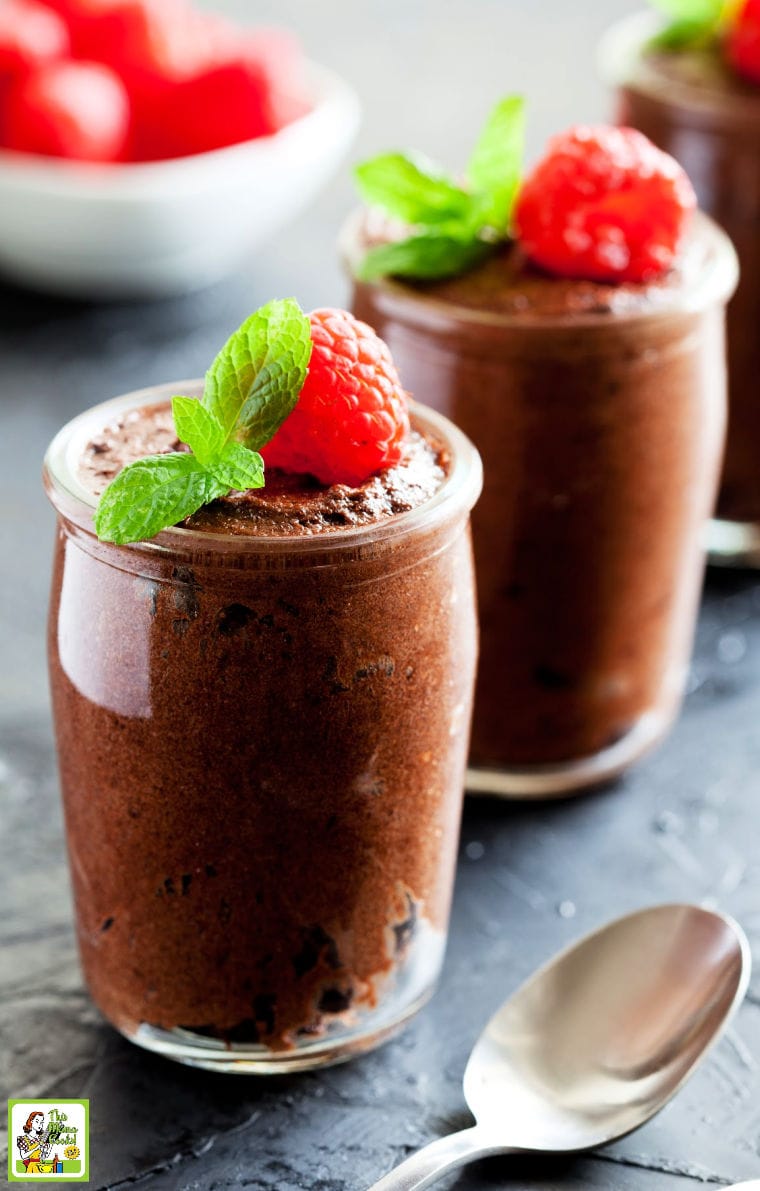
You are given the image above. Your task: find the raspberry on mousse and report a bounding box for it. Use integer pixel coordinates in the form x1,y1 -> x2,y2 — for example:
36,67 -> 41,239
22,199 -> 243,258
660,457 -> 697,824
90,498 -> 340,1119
262,308 -> 411,488
725,0 -> 760,84
514,125 -> 697,284
88,300 -> 422,547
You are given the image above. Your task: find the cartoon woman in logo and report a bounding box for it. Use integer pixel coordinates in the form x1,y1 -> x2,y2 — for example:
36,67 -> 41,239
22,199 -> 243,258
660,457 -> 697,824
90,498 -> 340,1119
16,1111 -> 59,1175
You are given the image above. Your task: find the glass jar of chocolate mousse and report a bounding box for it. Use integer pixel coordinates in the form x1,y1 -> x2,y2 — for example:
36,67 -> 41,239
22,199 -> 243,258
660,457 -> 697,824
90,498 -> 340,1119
601,11 -> 760,564
44,381 -> 481,1073
344,210 -> 737,798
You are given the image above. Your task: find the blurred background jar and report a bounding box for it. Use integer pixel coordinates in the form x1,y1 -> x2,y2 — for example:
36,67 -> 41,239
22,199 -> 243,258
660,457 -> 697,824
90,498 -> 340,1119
601,7 -> 760,565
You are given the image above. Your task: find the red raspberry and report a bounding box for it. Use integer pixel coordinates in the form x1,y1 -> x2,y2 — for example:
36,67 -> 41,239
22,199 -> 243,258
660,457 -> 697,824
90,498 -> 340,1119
156,58 -> 275,158
36,0 -> 187,65
262,309 -> 411,487
28,2 -> 308,160
0,1 -> 69,94
77,0 -> 210,78
242,29 -> 312,130
3,59 -> 130,160
104,6 -> 280,160
159,29 -> 310,158
725,0 -> 760,85
514,125 -> 696,284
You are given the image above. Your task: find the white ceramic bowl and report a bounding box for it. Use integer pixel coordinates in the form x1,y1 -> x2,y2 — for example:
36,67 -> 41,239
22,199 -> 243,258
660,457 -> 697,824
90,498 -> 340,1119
0,62 -> 360,298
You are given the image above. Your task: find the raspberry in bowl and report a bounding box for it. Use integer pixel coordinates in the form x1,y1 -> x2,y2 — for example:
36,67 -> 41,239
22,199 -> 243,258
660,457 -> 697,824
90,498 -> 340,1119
343,100 -> 737,797
0,0 -> 359,296
43,301 -> 482,1071
600,4 -> 760,562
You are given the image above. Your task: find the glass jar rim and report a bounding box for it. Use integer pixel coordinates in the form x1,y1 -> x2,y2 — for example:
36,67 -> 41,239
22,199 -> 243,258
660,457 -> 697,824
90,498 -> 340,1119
43,381 -> 483,557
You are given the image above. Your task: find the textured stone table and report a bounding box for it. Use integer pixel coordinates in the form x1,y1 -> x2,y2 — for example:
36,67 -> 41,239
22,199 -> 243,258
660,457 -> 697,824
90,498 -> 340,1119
2,0 -> 760,1186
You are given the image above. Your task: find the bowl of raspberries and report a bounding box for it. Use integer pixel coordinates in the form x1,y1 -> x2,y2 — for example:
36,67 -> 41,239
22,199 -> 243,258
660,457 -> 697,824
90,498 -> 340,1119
0,0 -> 360,296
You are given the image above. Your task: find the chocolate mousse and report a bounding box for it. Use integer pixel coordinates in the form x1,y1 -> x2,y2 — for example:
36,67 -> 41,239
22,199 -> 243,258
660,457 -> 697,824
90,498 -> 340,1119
45,385 -> 481,1064
80,402 -> 447,536
602,12 -> 760,544
345,210 -> 737,790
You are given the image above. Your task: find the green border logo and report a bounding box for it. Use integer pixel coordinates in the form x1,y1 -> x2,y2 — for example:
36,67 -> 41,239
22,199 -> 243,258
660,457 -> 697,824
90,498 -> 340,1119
7,1100 -> 89,1183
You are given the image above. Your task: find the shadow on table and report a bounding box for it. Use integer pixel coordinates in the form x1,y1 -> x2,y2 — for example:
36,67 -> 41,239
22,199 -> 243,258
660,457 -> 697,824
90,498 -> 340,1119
0,272 -> 249,339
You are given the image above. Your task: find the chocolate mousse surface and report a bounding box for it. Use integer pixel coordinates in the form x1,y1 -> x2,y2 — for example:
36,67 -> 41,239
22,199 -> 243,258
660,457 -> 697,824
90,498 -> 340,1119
48,393 -> 477,1053
79,400 -> 448,536
348,209 -> 734,774
350,209 -> 721,321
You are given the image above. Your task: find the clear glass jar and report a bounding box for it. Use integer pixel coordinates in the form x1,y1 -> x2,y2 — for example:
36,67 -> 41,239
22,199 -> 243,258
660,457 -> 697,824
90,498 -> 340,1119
601,10 -> 760,564
345,212 -> 737,797
44,382 -> 482,1073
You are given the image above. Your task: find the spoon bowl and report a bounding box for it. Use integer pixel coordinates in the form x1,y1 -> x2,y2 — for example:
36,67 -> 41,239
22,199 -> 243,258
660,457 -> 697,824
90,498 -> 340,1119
464,904 -> 749,1150
370,904 -> 750,1191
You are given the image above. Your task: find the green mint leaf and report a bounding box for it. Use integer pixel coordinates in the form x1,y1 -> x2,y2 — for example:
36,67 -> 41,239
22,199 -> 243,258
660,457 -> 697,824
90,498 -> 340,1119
356,232 -> 491,282
649,0 -> 723,20
203,296 -> 311,453
171,395 -> 224,465
647,0 -> 725,46
94,453 -> 226,545
466,95 -> 525,232
208,442 -> 265,491
649,15 -> 719,46
94,298 -> 312,544
354,94 -> 527,282
354,152 -> 475,226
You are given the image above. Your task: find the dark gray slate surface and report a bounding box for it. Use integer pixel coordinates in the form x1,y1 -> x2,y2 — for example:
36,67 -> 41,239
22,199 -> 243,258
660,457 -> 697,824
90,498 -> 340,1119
2,1 -> 760,1186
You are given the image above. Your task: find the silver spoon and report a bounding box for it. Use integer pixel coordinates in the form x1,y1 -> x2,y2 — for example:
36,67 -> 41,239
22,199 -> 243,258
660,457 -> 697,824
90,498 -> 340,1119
369,903 -> 750,1191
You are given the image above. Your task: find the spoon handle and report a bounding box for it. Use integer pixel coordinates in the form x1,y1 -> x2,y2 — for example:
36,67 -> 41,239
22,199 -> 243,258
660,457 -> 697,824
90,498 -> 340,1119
366,1126 -> 515,1191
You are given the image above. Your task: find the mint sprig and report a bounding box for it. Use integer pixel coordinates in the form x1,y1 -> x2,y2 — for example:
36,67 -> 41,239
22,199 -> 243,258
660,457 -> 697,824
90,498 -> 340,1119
93,454 -> 228,546
203,299 -> 311,449
354,95 -> 525,283
94,298 -> 312,545
171,395 -> 224,466
354,153 -> 474,226
647,0 -> 729,49
357,231 -> 492,283
467,95 -> 525,232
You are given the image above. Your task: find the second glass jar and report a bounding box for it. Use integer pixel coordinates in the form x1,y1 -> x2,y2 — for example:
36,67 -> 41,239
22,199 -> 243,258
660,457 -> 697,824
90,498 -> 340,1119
347,213 -> 738,796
